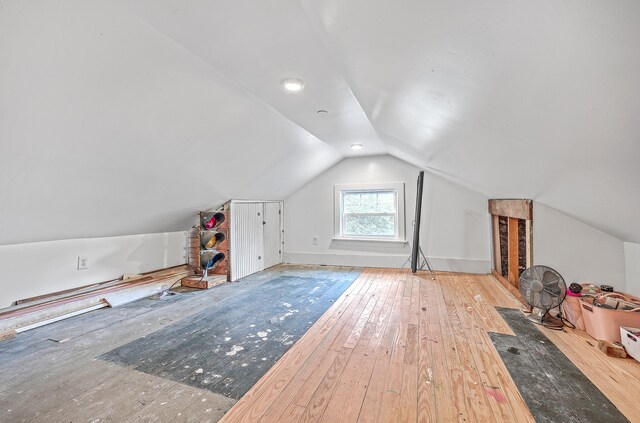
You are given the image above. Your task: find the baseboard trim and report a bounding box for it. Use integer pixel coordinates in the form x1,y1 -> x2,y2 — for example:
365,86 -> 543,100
283,252 -> 491,274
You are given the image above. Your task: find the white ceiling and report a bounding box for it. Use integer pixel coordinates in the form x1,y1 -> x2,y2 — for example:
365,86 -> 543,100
1,0 -> 639,245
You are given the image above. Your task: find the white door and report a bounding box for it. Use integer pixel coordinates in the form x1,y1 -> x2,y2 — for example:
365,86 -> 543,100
230,202 -> 264,280
263,202 -> 282,269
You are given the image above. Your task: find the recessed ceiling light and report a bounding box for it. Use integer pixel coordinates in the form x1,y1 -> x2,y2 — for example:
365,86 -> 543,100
350,143 -> 363,150
281,78 -> 304,92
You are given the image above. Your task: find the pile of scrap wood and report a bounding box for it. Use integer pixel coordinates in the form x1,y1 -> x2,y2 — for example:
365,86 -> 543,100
0,265 -> 192,339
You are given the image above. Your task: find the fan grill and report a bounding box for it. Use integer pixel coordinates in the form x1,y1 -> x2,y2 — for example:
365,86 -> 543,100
519,265 -> 566,311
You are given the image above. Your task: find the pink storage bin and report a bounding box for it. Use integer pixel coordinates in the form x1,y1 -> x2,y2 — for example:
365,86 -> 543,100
562,295 -> 586,330
580,295 -> 640,342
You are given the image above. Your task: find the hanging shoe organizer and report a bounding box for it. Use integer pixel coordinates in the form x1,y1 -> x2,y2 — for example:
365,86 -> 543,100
185,202 -> 231,287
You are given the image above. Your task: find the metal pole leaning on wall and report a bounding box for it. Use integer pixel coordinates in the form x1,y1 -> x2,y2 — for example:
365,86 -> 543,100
411,171 -> 424,273
410,171 -> 435,279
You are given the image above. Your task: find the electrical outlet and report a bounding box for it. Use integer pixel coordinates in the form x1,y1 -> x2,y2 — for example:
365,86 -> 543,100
77,256 -> 89,270
312,236 -> 318,245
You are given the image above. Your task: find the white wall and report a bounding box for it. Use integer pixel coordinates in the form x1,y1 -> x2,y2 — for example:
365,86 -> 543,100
283,155 -> 491,273
0,0 -> 340,246
624,242 -> 640,297
0,232 -> 186,308
534,204 -> 626,291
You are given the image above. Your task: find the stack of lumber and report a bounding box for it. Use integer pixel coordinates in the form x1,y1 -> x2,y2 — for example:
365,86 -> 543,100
0,265 -> 192,337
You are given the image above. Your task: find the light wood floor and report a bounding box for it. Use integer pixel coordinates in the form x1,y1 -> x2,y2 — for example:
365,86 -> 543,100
220,268 -> 640,423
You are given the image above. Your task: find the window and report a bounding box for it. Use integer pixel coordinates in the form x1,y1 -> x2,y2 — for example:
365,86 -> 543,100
334,183 -> 405,242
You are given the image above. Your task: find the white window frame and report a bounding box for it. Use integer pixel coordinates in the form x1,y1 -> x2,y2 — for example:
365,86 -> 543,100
333,183 -> 406,243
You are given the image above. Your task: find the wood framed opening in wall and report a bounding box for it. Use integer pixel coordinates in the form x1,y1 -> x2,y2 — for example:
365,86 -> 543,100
489,199 -> 533,305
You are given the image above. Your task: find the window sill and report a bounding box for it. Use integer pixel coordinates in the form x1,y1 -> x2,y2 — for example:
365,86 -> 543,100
332,237 -> 408,245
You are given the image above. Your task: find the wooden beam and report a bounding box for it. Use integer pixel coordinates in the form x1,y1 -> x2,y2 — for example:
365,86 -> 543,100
525,219 -> 533,268
0,329 -> 17,342
492,215 -> 501,272
488,199 -> 532,220
0,266 -> 191,319
182,275 -> 228,290
508,217 -> 519,287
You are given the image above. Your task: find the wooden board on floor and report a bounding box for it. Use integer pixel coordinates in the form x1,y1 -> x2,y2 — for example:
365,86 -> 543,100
182,275 -> 228,289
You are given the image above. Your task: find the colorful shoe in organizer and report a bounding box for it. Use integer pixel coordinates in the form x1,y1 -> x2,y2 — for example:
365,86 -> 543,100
201,231 -> 225,250
201,212 -> 225,230
200,250 -> 225,269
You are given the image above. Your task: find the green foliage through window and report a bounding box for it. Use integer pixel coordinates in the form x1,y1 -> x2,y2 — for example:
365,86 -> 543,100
344,215 -> 394,236
341,190 -> 397,237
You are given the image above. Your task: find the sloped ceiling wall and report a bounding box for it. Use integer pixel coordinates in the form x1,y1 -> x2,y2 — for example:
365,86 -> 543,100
1,0 -> 639,246
0,1 -> 342,245
299,0 -> 640,242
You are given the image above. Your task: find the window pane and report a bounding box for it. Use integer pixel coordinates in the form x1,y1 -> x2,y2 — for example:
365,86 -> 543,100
344,215 -> 395,236
342,191 -> 396,214
377,192 -> 395,205
343,193 -> 359,205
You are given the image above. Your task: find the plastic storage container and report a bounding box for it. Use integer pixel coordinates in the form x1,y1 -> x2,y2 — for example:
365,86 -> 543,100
580,296 -> 640,342
562,295 -> 586,330
620,326 -> 640,362
560,282 -> 601,331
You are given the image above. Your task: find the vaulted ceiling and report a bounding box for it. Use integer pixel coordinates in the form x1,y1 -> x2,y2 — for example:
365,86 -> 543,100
1,0 -> 639,245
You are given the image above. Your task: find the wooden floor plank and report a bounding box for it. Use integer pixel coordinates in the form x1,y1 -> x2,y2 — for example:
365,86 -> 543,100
281,404 -> 306,422
319,273 -> 398,423
416,273 -> 437,423
245,272 -> 381,422
5,266 -> 635,423
225,271 -> 373,423
432,275 -> 474,422
355,276 -> 402,423
302,347 -> 353,422
221,269 -> 640,423
399,364 -> 417,422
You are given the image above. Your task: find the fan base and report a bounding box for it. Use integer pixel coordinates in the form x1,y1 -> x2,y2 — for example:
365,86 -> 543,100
526,309 -> 563,329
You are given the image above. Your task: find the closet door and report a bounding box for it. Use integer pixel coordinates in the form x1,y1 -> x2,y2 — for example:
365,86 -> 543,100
263,202 -> 282,269
230,202 -> 264,280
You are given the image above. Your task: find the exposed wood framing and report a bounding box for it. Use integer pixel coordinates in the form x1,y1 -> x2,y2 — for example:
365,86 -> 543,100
187,226 -> 201,272
507,217 -> 519,287
492,215 -> 501,272
193,203 -> 231,281
489,199 -> 533,295
488,199 -> 533,220
213,204 -> 230,278
525,219 -> 533,268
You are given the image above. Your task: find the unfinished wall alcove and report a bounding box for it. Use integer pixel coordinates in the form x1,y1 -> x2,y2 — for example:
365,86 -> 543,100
489,199 -> 533,304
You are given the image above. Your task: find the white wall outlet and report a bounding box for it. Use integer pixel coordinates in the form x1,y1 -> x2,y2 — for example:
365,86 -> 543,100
77,256 -> 89,270
312,236 -> 318,245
